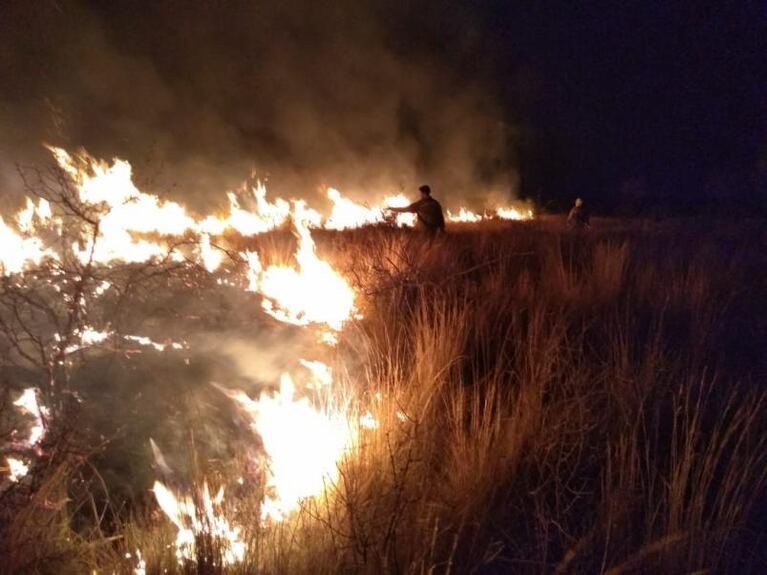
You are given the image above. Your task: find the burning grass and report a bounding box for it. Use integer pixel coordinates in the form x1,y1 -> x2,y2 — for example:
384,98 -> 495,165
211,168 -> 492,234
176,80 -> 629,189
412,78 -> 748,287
2,217 -> 766,573
0,146 -> 765,574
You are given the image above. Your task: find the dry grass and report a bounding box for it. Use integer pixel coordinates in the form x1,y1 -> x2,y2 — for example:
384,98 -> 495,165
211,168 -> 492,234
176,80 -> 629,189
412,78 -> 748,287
2,218 -> 767,574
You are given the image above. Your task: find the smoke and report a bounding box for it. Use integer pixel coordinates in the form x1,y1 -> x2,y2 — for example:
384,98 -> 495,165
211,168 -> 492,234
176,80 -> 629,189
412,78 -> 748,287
68,301 -> 323,495
0,0 -> 516,211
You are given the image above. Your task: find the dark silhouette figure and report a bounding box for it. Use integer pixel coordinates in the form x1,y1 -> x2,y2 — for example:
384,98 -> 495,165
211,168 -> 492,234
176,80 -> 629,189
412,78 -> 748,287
568,197 -> 590,229
388,185 -> 446,235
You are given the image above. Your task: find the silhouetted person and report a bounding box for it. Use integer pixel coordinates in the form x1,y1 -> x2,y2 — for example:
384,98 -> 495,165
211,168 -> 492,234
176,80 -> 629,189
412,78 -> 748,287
388,185 -> 446,235
568,197 -> 590,229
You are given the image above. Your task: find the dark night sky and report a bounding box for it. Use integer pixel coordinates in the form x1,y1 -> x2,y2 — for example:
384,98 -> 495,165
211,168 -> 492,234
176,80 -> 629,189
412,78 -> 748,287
485,2 -> 767,211
1,0 -> 765,213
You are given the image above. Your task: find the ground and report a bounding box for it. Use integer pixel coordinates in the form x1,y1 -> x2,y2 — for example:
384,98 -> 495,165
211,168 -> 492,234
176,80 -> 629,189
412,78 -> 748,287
1,217 -> 766,574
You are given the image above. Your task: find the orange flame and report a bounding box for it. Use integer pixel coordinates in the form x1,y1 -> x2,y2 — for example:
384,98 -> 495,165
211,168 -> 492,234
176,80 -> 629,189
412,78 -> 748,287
244,206 -> 358,331
227,361 -> 368,522
152,481 -> 246,566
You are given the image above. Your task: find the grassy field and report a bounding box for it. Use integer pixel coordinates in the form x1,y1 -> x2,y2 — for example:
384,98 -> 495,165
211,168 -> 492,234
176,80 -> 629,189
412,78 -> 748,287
2,217 -> 767,574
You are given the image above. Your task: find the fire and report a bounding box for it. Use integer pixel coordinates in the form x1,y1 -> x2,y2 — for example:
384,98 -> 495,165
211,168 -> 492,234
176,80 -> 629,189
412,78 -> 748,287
61,327 -> 110,354
0,215 -> 52,275
1,145 -> 533,565
130,550 -> 146,575
2,389 -> 47,484
1,147 -> 532,277
228,367 -> 362,522
447,205 -> 534,223
198,185 -> 295,236
221,187 -> 292,235
384,194 -> 419,227
50,147 -> 196,236
325,188 -> 380,230
5,457 -> 29,482
447,207 -> 484,223
123,335 -> 186,352
152,481 -> 246,566
497,206 -> 534,220
244,206 -> 357,331
199,233 -> 224,272
13,388 -> 47,447
325,189 -> 420,229
299,359 -> 334,388
324,187 -> 390,230
49,147 -> 197,265
16,197 -> 51,232
60,327 -> 186,354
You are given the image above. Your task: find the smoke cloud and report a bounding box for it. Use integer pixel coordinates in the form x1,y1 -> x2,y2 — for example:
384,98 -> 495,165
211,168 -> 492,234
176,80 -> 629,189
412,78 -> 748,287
0,0 -> 517,212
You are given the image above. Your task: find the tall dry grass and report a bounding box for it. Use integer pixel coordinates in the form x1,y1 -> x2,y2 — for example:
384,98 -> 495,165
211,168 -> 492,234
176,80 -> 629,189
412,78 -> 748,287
2,219 -> 766,574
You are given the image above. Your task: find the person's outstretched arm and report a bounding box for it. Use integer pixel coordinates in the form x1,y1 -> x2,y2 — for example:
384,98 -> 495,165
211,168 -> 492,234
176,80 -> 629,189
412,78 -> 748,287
388,201 -> 419,214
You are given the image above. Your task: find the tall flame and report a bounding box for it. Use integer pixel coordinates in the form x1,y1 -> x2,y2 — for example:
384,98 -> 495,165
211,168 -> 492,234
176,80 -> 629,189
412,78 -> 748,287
244,206 -> 357,331
230,371 -> 358,522
49,147 -> 197,265
13,388 -> 47,447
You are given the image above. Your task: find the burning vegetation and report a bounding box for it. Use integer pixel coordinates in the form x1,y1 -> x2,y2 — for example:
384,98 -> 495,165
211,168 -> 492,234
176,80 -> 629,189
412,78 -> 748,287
1,148 -> 766,573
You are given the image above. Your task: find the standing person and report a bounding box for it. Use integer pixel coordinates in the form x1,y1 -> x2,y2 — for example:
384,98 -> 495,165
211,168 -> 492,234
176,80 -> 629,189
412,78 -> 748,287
568,197 -> 590,229
388,185 -> 446,235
